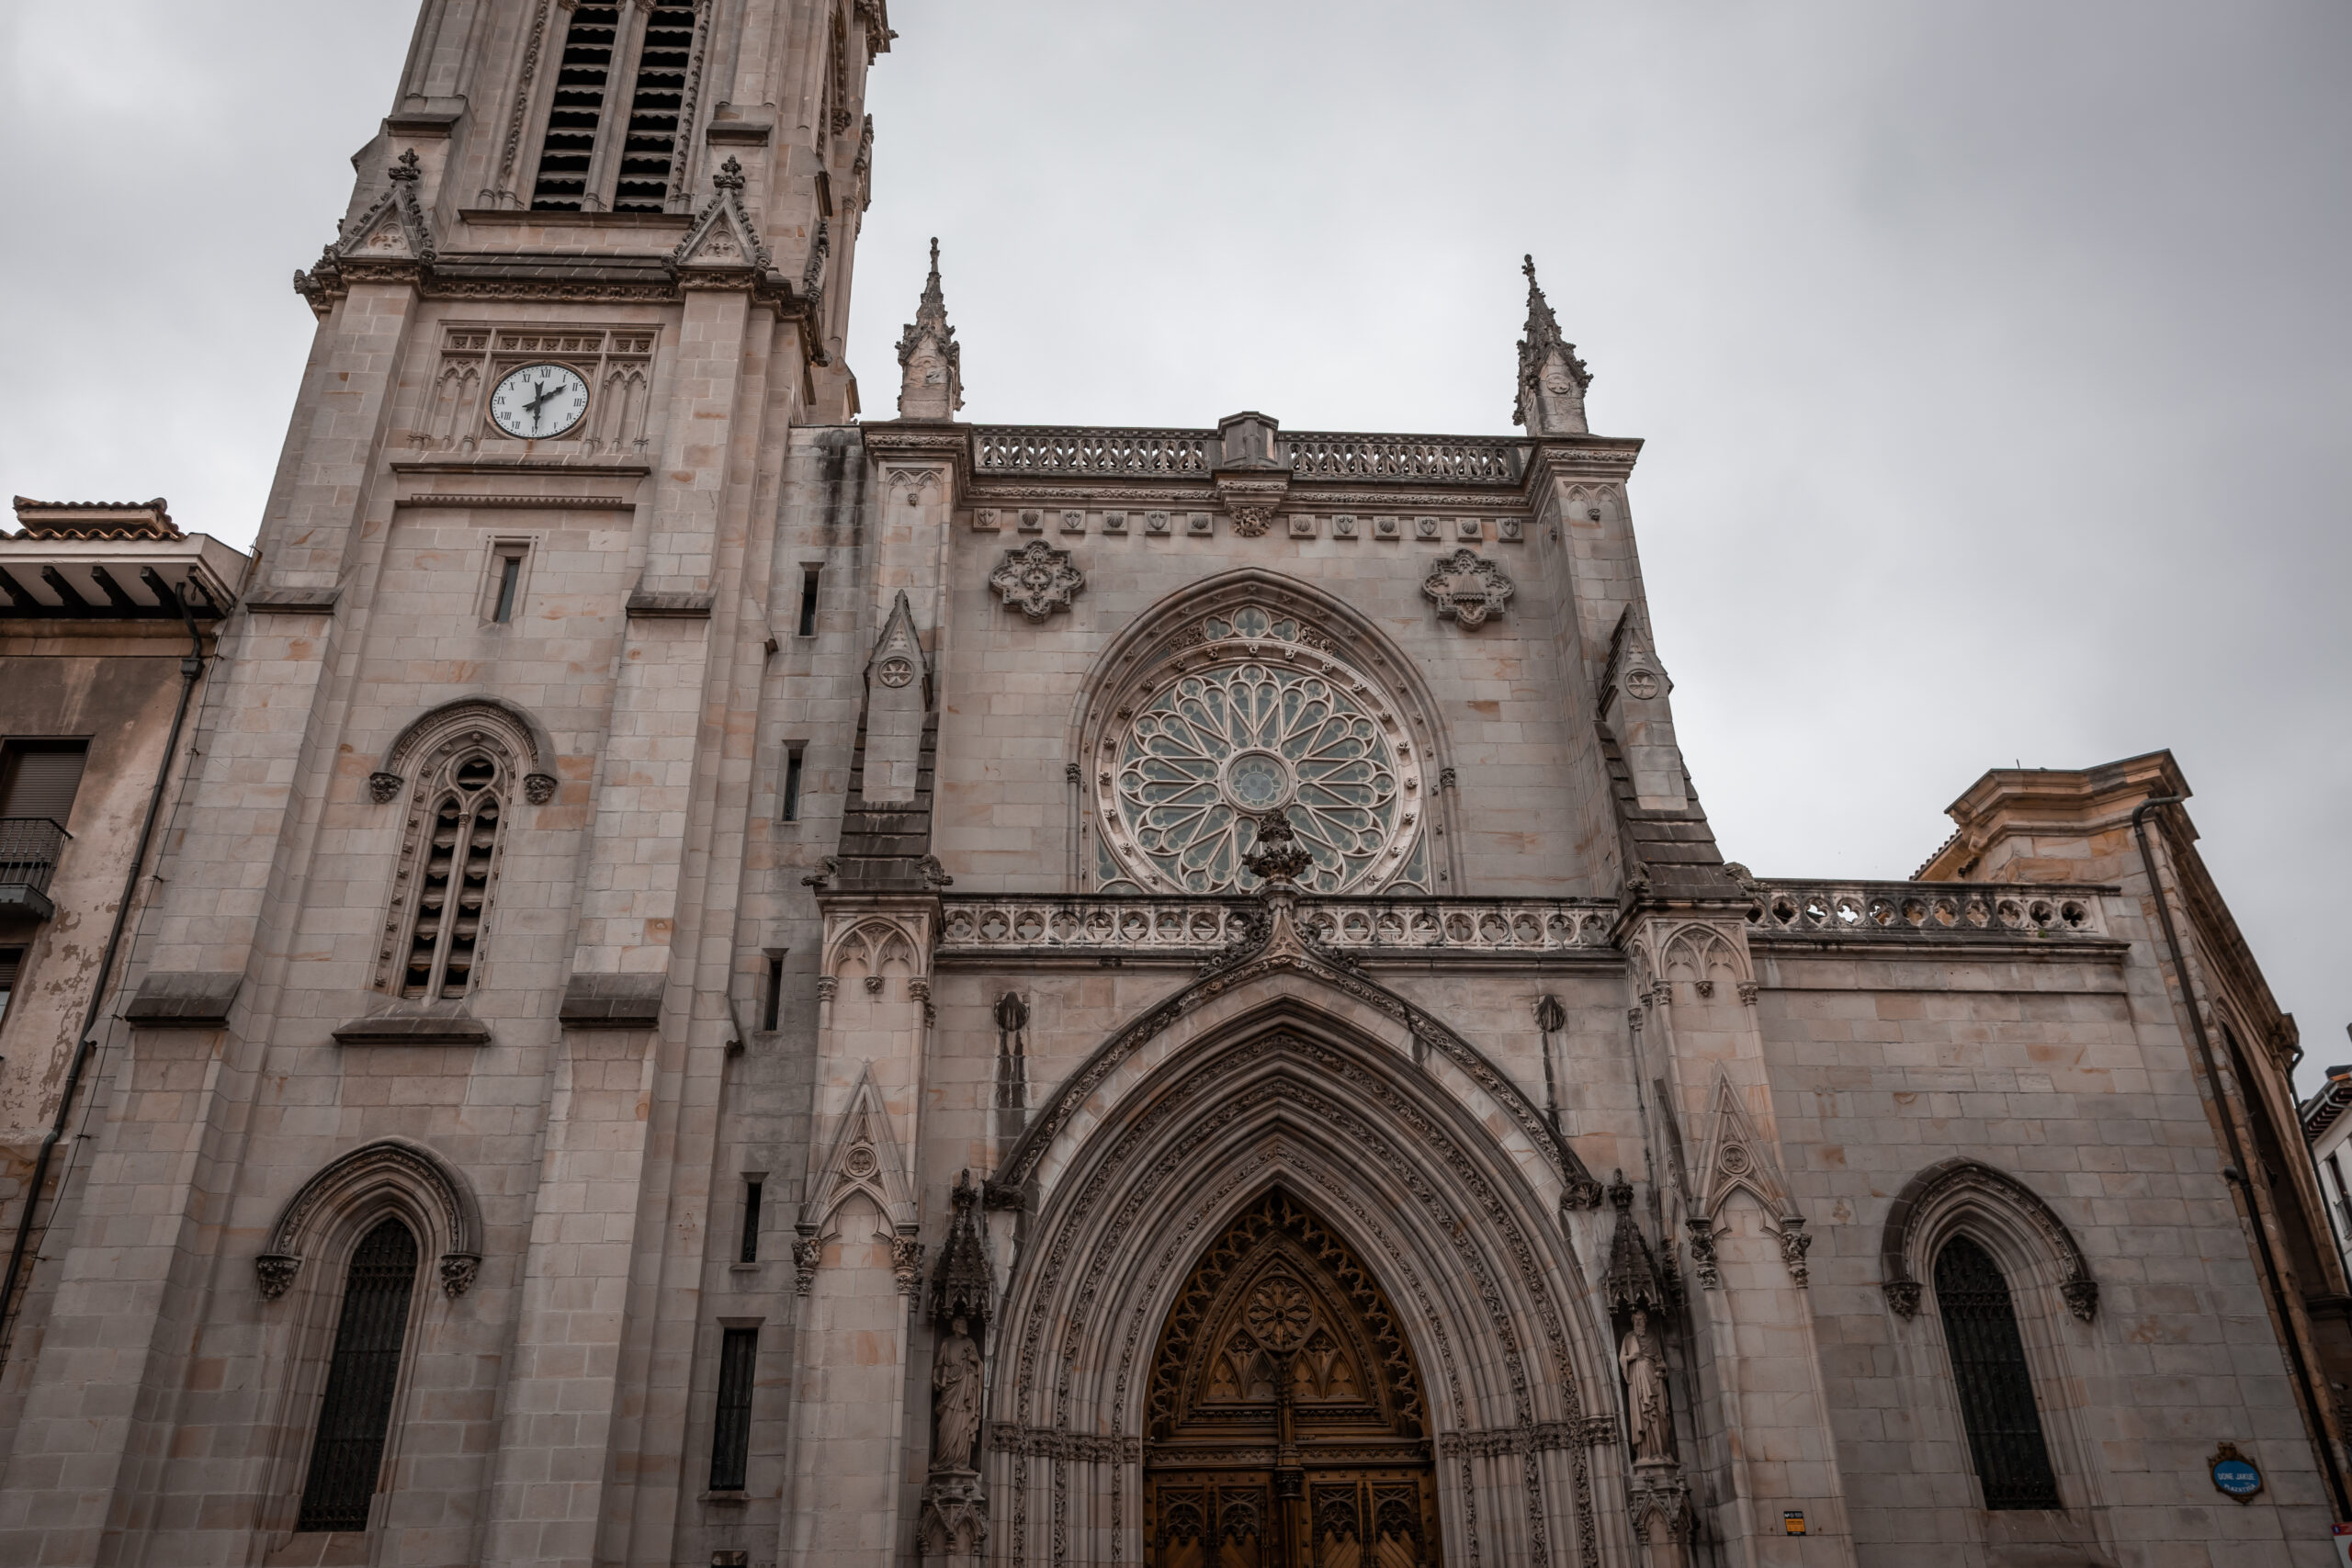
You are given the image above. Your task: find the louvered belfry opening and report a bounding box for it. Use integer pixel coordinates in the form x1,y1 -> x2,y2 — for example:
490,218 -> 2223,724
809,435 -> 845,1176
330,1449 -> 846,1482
1934,1235 -> 2062,1509
297,1219 -> 420,1533
400,757 -> 503,999
531,5 -> 622,209
613,5 -> 700,210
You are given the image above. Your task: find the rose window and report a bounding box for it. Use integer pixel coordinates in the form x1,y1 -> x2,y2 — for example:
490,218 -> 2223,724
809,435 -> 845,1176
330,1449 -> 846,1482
1095,606 -> 1427,895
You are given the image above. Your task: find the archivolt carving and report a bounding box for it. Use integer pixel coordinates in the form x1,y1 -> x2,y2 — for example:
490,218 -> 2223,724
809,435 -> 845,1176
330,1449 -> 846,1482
992,1019 -> 1606,1568
996,947 -> 1599,1209
1881,1157 -> 2098,1322
256,1138 -> 483,1300
374,695 -> 557,805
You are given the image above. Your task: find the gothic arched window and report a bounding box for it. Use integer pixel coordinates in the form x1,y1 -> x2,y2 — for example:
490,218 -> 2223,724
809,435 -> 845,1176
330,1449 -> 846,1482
390,752 -> 506,999
1934,1235 -> 2060,1509
298,1218 -> 420,1532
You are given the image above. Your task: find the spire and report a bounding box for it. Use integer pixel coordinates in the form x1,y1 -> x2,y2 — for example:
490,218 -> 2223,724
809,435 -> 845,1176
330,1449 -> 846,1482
895,237 -> 963,420
1514,254 -> 1591,436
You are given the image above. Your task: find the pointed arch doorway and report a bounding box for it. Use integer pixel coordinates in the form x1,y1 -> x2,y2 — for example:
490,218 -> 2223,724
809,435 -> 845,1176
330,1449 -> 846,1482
1142,1190 -> 1442,1567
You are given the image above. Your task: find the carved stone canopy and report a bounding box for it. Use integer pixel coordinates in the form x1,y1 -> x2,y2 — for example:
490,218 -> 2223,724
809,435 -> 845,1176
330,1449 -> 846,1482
930,1169 -> 994,1328
1600,1168 -> 1669,1315
1420,549 -> 1514,628
988,540 -> 1083,622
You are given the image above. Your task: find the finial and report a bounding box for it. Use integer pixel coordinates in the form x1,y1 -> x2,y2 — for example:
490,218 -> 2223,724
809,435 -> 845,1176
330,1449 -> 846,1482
896,236 -> 963,419
1514,251 -> 1591,435
390,148 -> 423,183
714,156 -> 745,191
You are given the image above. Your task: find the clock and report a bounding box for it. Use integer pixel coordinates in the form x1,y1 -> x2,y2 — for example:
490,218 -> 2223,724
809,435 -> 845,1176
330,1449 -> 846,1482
487,363 -> 590,440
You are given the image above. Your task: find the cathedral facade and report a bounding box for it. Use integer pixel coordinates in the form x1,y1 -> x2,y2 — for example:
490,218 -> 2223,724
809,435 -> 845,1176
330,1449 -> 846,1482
0,5 -> 2345,1567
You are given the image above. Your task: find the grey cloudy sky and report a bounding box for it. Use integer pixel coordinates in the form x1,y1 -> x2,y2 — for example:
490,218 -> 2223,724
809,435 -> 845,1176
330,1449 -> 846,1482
3,4 -> 2346,1088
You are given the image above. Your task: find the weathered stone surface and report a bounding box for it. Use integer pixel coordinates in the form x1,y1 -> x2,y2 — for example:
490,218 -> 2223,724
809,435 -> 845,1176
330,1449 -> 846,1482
0,9 -> 2335,1568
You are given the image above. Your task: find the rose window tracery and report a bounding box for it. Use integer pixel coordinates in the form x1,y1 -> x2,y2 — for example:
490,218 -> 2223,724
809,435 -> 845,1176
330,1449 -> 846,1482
1094,605 -> 1428,895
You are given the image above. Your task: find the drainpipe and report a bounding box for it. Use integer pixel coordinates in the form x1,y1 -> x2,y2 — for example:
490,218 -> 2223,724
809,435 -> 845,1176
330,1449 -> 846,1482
2132,795 -> 2352,1517
0,585 -> 207,1364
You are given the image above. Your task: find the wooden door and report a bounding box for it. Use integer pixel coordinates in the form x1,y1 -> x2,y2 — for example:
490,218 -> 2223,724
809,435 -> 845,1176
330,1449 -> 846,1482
1142,1191 -> 1441,1567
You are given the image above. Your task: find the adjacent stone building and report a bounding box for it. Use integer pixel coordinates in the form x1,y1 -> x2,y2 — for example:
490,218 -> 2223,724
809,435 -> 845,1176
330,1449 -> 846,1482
0,5 -> 2344,1566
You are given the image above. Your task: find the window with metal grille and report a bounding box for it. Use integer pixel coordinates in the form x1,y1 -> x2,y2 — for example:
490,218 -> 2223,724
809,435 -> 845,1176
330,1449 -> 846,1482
298,1219 -> 420,1532
392,753 -> 505,999
709,1326 -> 758,1491
1934,1235 -> 2060,1509
530,4 -> 707,212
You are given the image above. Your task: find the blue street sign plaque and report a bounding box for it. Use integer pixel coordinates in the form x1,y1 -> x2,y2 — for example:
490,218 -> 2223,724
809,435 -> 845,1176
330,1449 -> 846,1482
2209,1442 -> 2262,1504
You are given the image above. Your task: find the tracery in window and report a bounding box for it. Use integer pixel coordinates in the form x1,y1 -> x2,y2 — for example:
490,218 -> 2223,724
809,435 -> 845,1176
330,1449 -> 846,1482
383,750 -> 508,1000
1090,602 -> 1431,896
298,1218 -> 420,1532
1934,1235 -> 2060,1509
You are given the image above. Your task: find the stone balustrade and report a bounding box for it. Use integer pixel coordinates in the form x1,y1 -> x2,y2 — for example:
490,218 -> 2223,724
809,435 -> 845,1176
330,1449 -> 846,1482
936,896 -> 1620,958
1283,432 -> 1524,484
1747,881 -> 2110,941
968,426 -> 1527,486
973,427 -> 1211,477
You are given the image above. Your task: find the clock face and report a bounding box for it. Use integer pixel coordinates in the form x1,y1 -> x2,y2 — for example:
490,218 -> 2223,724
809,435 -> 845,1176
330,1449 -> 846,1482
488,363 -> 591,440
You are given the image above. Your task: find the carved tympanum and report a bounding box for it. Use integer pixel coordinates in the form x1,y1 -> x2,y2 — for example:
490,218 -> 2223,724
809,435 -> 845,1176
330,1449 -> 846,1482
1141,1190 -> 1440,1565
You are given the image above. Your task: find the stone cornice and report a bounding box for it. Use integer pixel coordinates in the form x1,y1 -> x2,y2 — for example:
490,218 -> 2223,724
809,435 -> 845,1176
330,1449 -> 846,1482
1523,435 -> 1643,492
861,422 -> 975,505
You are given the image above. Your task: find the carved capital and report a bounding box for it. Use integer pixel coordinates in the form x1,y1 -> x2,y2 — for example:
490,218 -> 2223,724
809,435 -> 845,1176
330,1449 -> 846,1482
1883,1278 -> 1922,1317
255,1253 -> 301,1299
2060,1275 -> 2098,1322
523,772 -> 558,805
368,771 -> 404,804
793,1234 -> 823,1296
893,1235 -> 927,1297
439,1251 -> 481,1297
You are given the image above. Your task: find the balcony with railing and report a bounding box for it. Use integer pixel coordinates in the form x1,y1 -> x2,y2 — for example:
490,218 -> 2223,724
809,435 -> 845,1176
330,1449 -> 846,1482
0,818 -> 69,921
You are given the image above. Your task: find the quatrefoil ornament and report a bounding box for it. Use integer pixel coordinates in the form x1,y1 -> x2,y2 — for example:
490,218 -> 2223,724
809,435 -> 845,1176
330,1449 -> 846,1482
989,540 -> 1084,622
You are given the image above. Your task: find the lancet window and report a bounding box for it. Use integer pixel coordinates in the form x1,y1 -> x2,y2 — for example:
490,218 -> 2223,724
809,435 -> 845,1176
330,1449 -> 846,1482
529,2 -> 707,211
297,1218 -> 420,1531
1083,592 -> 1442,896
1934,1235 -> 2061,1509
384,751 -> 508,1000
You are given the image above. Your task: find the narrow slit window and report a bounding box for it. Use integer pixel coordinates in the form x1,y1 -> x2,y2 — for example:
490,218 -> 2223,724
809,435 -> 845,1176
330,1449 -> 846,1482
612,5 -> 701,210
762,955 -> 785,1031
797,568 -> 821,637
0,945 -> 21,1027
1935,1235 -> 2060,1509
780,745 -> 805,823
740,1179 -> 763,1263
393,754 -> 506,1000
709,1326 -> 758,1491
298,1219 -> 420,1532
530,6 -> 623,209
492,553 -> 525,624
